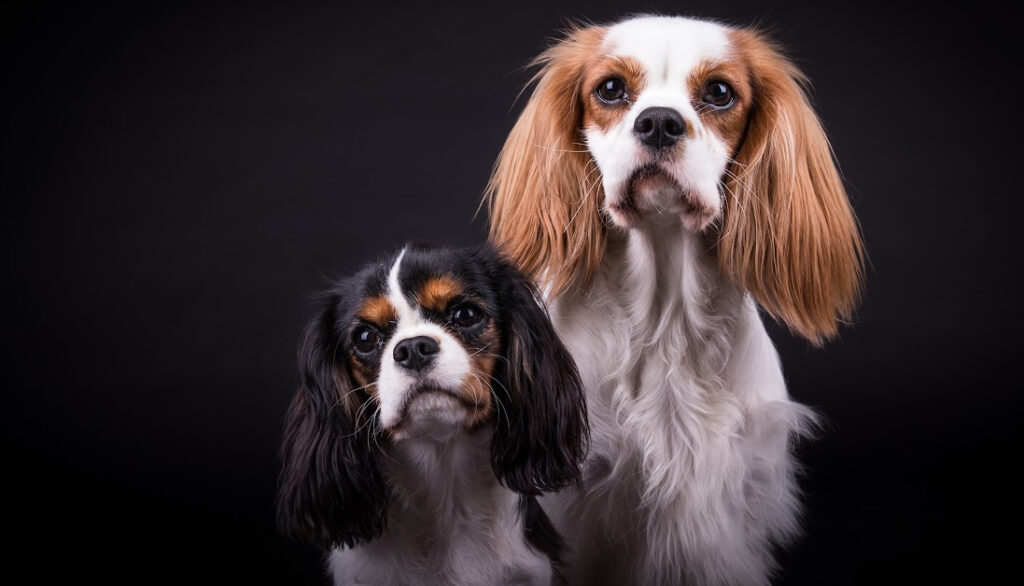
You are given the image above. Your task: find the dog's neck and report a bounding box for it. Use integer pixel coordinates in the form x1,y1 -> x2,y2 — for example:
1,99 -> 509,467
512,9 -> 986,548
332,427 -> 553,584
382,427 -> 518,553
592,218 -> 745,378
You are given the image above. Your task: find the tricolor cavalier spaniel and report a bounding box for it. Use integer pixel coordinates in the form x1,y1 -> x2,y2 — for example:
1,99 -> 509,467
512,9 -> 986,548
486,15 -> 865,585
277,244 -> 588,585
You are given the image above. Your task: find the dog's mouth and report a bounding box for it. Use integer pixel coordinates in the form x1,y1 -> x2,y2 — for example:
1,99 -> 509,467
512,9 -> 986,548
608,164 -> 715,229
387,386 -> 476,439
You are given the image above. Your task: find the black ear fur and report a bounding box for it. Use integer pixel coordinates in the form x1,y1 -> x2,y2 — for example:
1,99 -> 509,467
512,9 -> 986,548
487,252 -> 589,494
276,297 -> 388,550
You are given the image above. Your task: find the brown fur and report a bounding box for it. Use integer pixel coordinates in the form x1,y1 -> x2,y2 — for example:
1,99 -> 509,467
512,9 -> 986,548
485,25 -> 608,297
417,277 -> 462,313
357,297 -> 396,328
719,29 -> 865,344
463,322 -> 499,427
688,59 -> 752,149
488,23 -> 863,344
345,356 -> 377,397
582,55 -> 647,131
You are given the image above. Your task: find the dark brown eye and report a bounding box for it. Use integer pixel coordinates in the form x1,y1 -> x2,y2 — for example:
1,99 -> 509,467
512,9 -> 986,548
451,303 -> 485,328
596,77 -> 627,103
352,326 -> 381,353
701,81 -> 734,109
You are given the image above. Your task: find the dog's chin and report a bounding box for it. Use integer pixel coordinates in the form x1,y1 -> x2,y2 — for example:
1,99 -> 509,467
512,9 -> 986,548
388,388 -> 471,441
606,165 -> 717,231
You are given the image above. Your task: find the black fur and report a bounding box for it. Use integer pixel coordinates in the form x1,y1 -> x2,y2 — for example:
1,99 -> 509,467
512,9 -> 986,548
520,494 -> 568,570
276,243 -> 589,559
276,285 -> 390,550
485,250 -> 589,494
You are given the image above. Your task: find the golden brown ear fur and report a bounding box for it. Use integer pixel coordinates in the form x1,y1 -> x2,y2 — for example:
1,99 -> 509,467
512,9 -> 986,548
485,25 -> 606,297
720,30 -> 865,345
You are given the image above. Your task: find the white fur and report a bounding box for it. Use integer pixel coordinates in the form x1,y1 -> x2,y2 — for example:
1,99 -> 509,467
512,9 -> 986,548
586,17 -> 732,230
545,226 -> 815,586
540,17 -> 817,585
330,428 -> 552,585
377,248 -> 474,430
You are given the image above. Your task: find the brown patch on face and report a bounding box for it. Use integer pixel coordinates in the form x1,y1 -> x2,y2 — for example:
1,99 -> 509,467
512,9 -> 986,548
687,57 -> 753,152
357,296 -> 396,329
582,55 -> 647,131
461,321 -> 499,427
345,355 -> 378,397
416,276 -> 462,313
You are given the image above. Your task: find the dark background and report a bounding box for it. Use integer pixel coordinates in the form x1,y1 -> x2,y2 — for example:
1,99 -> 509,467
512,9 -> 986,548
4,1 -> 1018,583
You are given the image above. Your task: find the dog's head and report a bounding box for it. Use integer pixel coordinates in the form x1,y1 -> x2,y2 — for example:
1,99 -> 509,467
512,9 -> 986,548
276,244 -> 587,549
487,15 -> 864,344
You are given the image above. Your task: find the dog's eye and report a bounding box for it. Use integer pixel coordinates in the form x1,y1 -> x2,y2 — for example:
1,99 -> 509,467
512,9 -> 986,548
352,326 -> 381,353
596,77 -> 627,103
701,81 -> 734,109
451,303 -> 485,328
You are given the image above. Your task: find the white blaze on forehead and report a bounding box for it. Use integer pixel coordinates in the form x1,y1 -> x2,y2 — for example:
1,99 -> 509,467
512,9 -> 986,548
601,16 -> 731,87
376,247 -> 473,430
601,16 -> 731,130
386,248 -> 417,326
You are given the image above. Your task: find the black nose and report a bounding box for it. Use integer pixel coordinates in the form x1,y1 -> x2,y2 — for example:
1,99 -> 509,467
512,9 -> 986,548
633,107 -> 686,149
392,336 -> 440,371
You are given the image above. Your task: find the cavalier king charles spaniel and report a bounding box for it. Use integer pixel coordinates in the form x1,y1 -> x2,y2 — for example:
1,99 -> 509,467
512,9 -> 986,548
486,15 -> 865,585
277,244 -> 588,585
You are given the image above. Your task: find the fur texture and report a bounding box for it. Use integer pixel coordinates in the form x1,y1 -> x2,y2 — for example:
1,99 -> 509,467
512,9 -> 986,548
277,244 -> 588,585
486,15 -> 864,585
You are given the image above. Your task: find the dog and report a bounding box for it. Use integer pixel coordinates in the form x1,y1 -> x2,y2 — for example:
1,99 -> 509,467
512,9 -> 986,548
277,243 -> 588,585
486,15 -> 865,585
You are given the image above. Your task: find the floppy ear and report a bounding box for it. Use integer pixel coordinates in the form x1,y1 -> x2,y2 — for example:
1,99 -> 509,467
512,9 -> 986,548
489,257 -> 589,493
485,25 -> 607,298
719,30 -> 866,345
276,298 -> 388,549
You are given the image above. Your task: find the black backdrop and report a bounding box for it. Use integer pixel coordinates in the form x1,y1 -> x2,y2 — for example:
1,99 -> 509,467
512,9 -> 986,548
4,1 -> 1018,584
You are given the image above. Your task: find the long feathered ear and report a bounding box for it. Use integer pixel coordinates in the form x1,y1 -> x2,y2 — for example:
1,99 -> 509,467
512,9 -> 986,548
485,25 -> 607,298
276,297 -> 388,549
719,29 -> 866,345
488,254 -> 589,493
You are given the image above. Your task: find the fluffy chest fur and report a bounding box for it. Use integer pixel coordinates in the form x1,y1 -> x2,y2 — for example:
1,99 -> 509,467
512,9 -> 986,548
485,14 -> 863,586
329,431 -> 552,586
545,227 -> 816,585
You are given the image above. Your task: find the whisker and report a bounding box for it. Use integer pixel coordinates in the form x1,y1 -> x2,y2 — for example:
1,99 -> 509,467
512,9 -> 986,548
331,381 -> 376,411
486,373 -> 514,431
488,354 -> 511,367
531,143 -> 592,154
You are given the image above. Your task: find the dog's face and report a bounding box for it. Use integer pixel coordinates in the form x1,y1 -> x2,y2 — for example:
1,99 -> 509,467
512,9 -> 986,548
344,247 -> 502,438
487,15 -> 865,343
277,244 -> 588,550
581,18 -> 747,231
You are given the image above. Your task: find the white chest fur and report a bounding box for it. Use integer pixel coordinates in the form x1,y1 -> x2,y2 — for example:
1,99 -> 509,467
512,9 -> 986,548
544,225 -> 816,586
328,429 -> 552,586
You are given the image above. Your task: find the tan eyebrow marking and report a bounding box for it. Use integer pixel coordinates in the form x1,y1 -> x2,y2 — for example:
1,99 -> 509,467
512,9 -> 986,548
357,296 -> 397,328
417,276 -> 463,313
